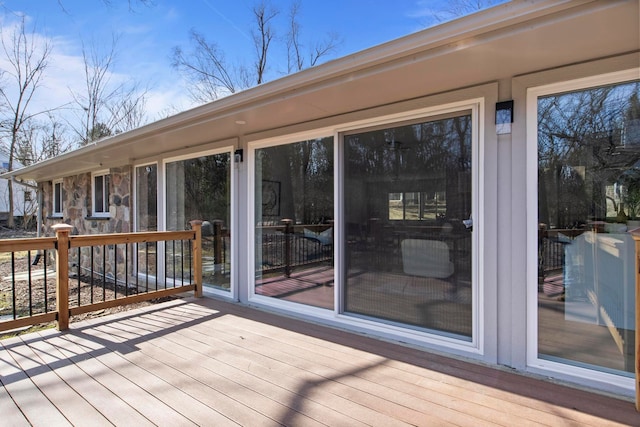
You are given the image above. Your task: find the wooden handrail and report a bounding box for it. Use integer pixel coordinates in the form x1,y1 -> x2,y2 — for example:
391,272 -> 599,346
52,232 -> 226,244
0,223 -> 203,333
0,236 -> 57,252
69,230 -> 196,248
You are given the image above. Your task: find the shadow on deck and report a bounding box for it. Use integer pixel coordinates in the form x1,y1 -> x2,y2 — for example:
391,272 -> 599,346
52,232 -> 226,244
1,297 -> 637,426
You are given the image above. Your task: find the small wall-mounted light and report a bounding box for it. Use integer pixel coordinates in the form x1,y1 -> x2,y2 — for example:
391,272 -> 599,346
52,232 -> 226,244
496,100 -> 514,135
234,149 -> 244,163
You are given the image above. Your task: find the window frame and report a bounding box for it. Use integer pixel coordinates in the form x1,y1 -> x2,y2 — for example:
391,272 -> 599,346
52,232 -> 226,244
162,146 -> 236,299
246,96 -> 485,354
52,179 -> 64,217
525,68 -> 639,392
91,171 -> 111,218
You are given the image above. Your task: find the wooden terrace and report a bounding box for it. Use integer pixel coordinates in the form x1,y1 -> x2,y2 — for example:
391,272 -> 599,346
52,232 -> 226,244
2,296 -> 638,427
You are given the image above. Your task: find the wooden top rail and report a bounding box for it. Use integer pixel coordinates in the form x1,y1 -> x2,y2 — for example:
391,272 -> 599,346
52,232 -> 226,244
69,230 -> 197,248
0,236 -> 57,252
0,231 -> 197,253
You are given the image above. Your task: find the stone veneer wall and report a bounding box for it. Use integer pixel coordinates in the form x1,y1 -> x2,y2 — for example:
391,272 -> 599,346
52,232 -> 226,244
42,166 -> 133,281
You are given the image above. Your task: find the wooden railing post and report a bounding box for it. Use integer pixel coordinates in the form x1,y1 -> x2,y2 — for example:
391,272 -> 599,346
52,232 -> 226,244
52,224 -> 73,331
189,220 -> 203,298
632,231 -> 640,412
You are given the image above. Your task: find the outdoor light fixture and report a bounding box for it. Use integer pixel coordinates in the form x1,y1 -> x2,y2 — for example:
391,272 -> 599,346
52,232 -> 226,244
234,149 -> 244,163
496,100 -> 514,135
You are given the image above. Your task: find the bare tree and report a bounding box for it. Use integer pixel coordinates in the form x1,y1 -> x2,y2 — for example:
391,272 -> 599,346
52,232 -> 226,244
15,115 -> 72,166
251,1 -> 278,85
70,35 -> 147,145
429,0 -> 505,24
172,0 -> 341,104
286,1 -> 340,73
171,30 -> 242,103
0,16 -> 52,228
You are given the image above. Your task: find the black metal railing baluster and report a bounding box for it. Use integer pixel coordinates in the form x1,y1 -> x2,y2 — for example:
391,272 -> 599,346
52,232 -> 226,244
135,242 -> 139,293
155,241 -> 158,291
90,246 -> 95,304
43,250 -> 48,313
189,239 -> 192,285
180,240 -> 184,286
11,253 -> 16,319
77,247 -> 82,307
27,250 -> 32,316
125,243 -> 129,297
145,242 -> 149,292
113,244 -> 118,300
102,245 -> 107,301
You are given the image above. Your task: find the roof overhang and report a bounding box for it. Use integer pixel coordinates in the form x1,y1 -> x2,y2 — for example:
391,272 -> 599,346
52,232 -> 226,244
7,0 -> 639,182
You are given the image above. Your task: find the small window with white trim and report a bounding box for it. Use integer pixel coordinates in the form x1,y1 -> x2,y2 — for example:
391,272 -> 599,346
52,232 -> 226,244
53,180 -> 65,217
92,172 -> 111,217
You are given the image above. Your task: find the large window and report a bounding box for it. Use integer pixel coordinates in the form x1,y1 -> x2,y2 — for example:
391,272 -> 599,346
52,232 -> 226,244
254,137 -> 334,309
344,112 -> 473,339
166,151 -> 231,291
534,76 -> 639,376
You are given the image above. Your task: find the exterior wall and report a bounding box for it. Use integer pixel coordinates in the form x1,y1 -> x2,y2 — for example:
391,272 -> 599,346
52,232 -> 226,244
43,166 -> 132,236
0,178 -> 37,222
42,166 -> 133,281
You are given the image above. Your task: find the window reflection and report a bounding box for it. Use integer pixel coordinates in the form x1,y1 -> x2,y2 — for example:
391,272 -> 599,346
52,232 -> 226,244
254,137 -> 334,309
166,153 -> 231,291
537,80 -> 640,375
344,113 -> 473,339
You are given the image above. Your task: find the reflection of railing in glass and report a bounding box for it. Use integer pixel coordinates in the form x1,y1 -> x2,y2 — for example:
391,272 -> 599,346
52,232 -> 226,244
201,220 -> 231,290
257,221 -> 333,277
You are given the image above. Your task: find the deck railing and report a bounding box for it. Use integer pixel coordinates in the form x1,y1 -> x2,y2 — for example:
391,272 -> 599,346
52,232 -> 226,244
0,220 -> 203,333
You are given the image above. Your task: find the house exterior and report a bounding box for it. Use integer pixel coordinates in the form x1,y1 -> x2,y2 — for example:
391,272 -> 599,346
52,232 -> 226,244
0,157 -> 37,226
6,0 -> 640,399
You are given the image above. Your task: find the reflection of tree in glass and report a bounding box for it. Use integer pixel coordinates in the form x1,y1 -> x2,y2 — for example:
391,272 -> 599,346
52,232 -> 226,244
182,154 -> 231,225
538,82 -> 640,227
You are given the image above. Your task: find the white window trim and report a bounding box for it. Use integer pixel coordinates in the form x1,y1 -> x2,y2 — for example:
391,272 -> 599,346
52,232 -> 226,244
52,179 -> 64,217
91,170 -> 111,218
247,98 -> 485,356
133,162 -> 159,233
526,68 -> 639,394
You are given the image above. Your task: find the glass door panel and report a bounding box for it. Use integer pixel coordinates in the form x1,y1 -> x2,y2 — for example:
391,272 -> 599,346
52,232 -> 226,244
344,112 -> 473,339
254,137 -> 334,309
166,152 -> 231,292
135,164 -> 158,283
537,80 -> 639,375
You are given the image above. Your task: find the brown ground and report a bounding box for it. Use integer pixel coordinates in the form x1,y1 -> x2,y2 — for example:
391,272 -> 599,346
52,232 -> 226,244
0,227 -> 176,339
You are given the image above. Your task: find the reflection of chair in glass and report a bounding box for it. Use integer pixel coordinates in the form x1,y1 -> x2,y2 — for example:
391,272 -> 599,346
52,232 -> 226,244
401,239 -> 454,278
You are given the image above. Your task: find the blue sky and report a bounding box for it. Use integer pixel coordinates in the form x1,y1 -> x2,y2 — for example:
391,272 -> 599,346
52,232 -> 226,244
0,0 -> 506,121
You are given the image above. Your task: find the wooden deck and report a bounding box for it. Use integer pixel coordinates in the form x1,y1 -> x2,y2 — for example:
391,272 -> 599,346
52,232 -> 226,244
1,298 -> 637,427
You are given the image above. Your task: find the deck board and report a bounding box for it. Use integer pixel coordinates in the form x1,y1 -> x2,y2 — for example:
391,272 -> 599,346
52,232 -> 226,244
1,297 -> 638,427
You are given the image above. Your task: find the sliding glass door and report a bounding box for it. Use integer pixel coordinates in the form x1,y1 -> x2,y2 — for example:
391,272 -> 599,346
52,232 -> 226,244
166,151 -> 232,292
534,77 -> 639,376
254,137 -> 334,309
343,111 -> 474,339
